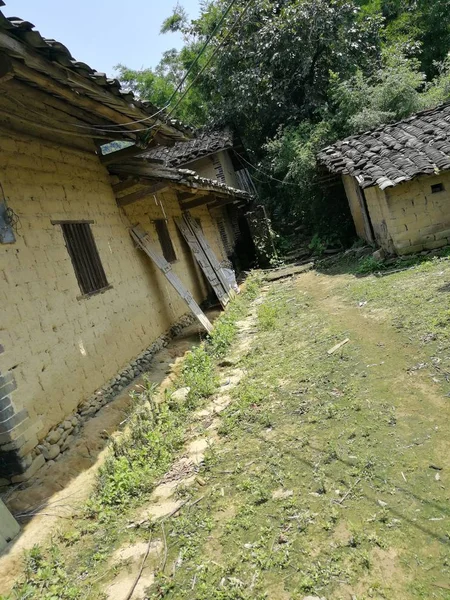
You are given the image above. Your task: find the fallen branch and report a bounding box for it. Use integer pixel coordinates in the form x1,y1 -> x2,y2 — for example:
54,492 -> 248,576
433,582 -> 450,591
336,477 -> 361,505
124,495 -> 206,598
124,530 -> 154,600
160,522 -> 168,573
327,338 -> 350,355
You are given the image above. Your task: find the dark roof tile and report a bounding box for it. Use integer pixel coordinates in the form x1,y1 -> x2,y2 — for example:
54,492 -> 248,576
0,10 -> 194,139
318,102 -> 450,188
142,130 -> 234,167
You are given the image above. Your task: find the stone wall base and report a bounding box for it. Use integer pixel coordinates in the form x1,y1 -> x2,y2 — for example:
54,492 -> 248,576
0,313 -> 195,486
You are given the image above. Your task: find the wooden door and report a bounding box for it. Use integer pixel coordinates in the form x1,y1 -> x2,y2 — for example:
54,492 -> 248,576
174,216 -> 230,308
130,226 -> 213,333
182,211 -> 235,298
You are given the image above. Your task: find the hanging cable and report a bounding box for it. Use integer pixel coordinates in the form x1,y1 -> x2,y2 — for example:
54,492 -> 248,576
57,0 -> 240,135
233,149 -> 299,186
139,0 -> 253,150
165,0 -> 253,122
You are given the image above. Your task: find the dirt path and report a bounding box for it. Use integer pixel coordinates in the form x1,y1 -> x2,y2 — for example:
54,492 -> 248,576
130,269 -> 450,599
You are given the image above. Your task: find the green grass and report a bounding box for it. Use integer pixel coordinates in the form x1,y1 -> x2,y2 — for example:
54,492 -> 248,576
140,271 -> 450,599
8,264 -> 450,599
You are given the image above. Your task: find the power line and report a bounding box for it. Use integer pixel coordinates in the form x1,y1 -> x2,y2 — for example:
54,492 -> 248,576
68,0 -> 240,135
233,149 -> 299,186
165,0 -> 253,123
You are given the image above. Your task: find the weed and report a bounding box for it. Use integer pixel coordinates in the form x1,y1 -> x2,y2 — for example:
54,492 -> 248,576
356,256 -> 386,274
257,302 -> 278,331
181,345 -> 218,405
5,276 -> 262,600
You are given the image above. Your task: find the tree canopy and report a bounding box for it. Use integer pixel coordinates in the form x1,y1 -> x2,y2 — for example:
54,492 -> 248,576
116,0 -> 450,250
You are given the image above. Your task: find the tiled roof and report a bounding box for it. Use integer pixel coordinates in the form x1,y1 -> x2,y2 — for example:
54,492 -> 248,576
110,162 -> 252,201
143,130 -> 233,167
0,10 -> 193,139
317,103 -> 450,190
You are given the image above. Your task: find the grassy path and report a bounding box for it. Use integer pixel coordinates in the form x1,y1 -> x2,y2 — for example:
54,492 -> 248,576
148,265 -> 450,599
6,260 -> 450,599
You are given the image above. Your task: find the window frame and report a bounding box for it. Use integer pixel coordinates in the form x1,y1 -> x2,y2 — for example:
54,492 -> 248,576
53,219 -> 111,298
154,218 -> 177,263
431,183 -> 444,194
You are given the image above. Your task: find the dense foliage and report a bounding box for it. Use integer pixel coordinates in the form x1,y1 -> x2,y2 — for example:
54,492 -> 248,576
117,0 -> 450,249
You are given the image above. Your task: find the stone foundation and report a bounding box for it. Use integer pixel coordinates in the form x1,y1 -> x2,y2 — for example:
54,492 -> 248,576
0,313 -> 195,486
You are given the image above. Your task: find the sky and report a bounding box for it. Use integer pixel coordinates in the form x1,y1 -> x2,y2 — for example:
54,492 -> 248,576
5,0 -> 201,77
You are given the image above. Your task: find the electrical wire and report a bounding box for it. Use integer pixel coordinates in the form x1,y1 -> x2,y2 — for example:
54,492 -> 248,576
64,0 -> 240,134
3,1 -> 252,142
165,0 -> 254,122
139,0 -> 253,149
232,149 -> 299,187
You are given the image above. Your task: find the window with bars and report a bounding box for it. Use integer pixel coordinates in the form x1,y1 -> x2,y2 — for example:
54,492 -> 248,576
57,221 -> 109,296
217,216 -> 233,256
154,219 -> 177,263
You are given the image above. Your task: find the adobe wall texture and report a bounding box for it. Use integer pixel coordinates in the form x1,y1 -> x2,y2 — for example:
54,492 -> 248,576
0,126 -> 227,481
359,172 -> 450,254
342,175 -> 368,241
383,172 -> 450,254
182,150 -> 236,188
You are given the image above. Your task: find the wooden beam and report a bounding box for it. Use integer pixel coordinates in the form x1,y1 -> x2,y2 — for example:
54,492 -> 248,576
207,197 -> 239,209
117,183 -> 167,207
101,145 -> 148,165
180,195 -> 215,210
109,163 -> 184,180
112,177 -> 139,193
178,191 -> 195,201
9,60 -> 136,138
102,146 -> 169,165
0,53 -> 13,84
8,77 -> 114,131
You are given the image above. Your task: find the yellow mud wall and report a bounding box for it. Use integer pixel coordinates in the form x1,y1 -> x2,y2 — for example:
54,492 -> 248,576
183,156 -> 217,180
181,150 -> 237,188
218,150 -> 239,189
120,186 -> 229,297
364,186 -> 395,253
0,125 -> 223,445
383,172 -> 450,254
342,175 -> 368,241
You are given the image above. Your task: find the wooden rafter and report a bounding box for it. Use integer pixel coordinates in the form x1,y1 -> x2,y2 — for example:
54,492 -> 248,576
116,182 -> 168,207
112,178 -> 139,193
179,194 -> 215,210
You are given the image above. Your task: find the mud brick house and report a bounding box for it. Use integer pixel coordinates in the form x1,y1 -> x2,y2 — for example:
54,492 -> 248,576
0,10 -> 253,483
143,130 -> 258,267
318,103 -> 450,255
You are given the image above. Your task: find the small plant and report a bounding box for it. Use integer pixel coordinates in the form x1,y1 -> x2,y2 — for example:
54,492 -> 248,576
356,256 -> 386,274
257,302 -> 278,330
181,345 -> 218,404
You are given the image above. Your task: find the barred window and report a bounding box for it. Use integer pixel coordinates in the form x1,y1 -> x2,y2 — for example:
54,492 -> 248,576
56,221 -> 109,296
154,219 -> 177,263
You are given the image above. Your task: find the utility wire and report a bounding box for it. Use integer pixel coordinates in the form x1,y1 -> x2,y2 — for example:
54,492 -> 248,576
165,0 -> 253,122
139,0 -> 253,148
16,0 -> 252,142
233,149 -> 299,186
68,0 -> 240,134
